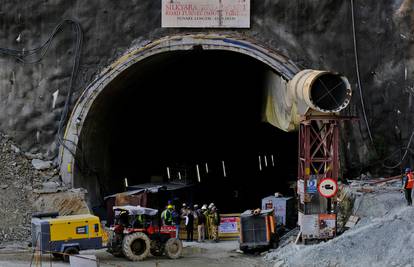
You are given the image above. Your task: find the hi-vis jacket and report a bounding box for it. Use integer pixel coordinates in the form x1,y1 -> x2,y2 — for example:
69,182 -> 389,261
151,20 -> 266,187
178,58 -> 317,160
403,172 -> 414,189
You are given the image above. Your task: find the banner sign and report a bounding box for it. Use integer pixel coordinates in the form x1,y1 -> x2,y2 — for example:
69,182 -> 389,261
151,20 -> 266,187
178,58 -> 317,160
298,179 -> 305,204
219,216 -> 239,234
299,212 -> 319,239
319,214 -> 336,238
161,0 -> 250,28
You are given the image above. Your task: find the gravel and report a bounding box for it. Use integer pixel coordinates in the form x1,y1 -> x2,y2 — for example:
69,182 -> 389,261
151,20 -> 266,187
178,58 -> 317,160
264,186 -> 414,267
0,133 -> 44,244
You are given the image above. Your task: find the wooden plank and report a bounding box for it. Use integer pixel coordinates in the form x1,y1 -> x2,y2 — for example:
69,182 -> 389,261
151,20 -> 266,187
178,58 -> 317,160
344,215 -> 360,228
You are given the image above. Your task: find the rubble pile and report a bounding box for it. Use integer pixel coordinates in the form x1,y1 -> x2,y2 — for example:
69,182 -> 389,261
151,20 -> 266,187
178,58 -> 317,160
265,181 -> 414,267
0,133 -> 59,244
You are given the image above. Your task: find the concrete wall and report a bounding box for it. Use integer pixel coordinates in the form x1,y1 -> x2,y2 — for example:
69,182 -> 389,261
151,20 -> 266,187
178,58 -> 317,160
0,0 -> 412,175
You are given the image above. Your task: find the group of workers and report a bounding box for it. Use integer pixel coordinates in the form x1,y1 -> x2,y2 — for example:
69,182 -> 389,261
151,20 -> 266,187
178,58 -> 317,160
161,202 -> 221,242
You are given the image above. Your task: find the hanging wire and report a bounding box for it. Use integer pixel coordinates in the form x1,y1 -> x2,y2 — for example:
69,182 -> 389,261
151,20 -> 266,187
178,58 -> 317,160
350,0 -> 374,143
0,20 -> 86,170
5,21 -> 112,196
383,129 -> 414,169
349,0 -> 414,170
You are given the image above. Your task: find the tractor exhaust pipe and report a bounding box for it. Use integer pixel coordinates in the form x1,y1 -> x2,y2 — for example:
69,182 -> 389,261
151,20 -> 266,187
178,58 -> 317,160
288,70 -> 352,114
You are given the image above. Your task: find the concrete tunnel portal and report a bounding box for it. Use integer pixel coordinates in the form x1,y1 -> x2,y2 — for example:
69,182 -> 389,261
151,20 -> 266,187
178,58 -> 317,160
59,35 -> 307,215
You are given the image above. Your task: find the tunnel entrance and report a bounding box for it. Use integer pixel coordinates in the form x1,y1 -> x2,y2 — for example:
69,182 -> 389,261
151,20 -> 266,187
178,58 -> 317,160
74,49 -> 297,214
58,35 -> 305,216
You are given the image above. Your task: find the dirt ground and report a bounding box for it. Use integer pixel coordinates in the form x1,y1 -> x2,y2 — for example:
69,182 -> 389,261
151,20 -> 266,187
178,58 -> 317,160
0,240 -> 267,267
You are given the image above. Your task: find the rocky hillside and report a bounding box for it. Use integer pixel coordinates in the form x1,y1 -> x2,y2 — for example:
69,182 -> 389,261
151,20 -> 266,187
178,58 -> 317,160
0,132 -> 87,244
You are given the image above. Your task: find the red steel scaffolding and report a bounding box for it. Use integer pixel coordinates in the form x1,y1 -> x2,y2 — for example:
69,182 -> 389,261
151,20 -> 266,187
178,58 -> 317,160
297,115 -> 343,242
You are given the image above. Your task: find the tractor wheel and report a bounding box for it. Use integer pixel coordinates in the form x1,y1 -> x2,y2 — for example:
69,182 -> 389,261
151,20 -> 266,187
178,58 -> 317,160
62,247 -> 79,262
165,238 -> 183,259
122,232 -> 151,261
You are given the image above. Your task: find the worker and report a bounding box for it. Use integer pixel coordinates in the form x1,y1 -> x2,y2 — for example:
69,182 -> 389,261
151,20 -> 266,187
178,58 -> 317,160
402,167 -> 414,206
185,206 -> 194,242
119,210 -> 129,227
132,214 -> 144,228
196,205 -> 207,242
172,206 -> 181,239
205,202 -> 215,239
161,204 -> 174,226
203,204 -> 210,239
180,203 -> 187,217
210,206 -> 221,242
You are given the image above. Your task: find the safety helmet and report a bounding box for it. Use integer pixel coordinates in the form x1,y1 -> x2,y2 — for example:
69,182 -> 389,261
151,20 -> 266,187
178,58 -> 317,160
208,203 -> 215,209
167,204 -> 173,209
405,168 -> 411,173
201,204 -> 207,210
182,203 -> 186,207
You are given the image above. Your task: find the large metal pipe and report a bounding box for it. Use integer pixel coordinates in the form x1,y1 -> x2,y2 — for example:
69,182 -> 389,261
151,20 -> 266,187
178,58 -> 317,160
288,69 -> 352,114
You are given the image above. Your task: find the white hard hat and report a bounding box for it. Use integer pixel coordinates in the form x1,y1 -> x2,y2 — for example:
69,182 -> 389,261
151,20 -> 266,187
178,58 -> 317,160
201,204 -> 207,210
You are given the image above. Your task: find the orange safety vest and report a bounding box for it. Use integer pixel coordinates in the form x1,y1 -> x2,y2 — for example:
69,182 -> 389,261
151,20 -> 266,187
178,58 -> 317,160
406,173 -> 414,189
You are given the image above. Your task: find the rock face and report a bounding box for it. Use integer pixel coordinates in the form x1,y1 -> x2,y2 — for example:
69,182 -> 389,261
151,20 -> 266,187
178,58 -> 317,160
0,133 -> 42,243
0,0 -> 413,175
32,188 -> 90,216
0,132 -> 90,244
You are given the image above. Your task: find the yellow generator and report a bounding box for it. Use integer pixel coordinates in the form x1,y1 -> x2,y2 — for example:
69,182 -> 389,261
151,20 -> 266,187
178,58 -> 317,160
31,212 -> 105,261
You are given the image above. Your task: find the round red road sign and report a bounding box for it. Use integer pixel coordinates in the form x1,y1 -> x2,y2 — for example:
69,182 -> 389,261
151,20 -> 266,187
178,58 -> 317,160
318,178 -> 338,198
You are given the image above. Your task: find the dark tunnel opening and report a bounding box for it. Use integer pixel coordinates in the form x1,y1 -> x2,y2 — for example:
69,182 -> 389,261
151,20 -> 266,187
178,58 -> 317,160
75,50 -> 298,215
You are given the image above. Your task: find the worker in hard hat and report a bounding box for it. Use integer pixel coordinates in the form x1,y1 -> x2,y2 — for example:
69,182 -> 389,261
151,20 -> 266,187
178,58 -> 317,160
172,206 -> 181,238
161,204 -> 174,226
210,206 -> 220,242
180,203 -> 187,221
196,205 -> 207,242
202,204 -> 210,239
185,206 -> 194,242
205,203 -> 218,241
402,168 -> 414,206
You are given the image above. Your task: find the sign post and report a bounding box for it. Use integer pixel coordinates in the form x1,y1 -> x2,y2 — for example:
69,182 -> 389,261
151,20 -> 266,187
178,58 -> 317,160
318,178 -> 338,199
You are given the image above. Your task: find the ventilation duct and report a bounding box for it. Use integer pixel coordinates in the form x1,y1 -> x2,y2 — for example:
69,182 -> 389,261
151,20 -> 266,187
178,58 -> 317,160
288,69 -> 352,114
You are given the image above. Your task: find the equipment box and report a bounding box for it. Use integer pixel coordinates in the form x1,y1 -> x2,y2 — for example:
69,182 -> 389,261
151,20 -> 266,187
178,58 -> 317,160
261,196 -> 296,228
